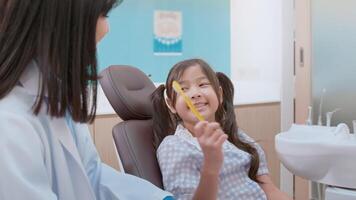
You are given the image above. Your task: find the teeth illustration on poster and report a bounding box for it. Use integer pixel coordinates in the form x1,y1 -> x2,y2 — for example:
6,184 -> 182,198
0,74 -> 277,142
153,10 -> 182,56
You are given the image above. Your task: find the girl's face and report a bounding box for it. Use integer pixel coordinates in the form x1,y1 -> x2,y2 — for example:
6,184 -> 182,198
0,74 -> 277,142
96,16 -> 109,43
171,65 -> 221,125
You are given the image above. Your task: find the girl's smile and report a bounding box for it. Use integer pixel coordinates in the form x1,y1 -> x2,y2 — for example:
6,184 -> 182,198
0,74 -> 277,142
193,101 -> 208,110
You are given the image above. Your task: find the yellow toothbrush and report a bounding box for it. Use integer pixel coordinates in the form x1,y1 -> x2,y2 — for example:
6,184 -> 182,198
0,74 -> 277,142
172,81 -> 205,121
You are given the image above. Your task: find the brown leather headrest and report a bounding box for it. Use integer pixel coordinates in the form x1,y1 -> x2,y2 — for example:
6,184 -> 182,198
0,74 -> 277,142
99,65 -> 156,120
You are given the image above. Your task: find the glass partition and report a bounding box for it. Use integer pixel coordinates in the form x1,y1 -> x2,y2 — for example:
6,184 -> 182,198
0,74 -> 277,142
312,0 -> 356,129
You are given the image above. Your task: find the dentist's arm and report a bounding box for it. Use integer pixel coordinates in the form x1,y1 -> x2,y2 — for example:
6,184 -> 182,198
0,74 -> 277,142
73,122 -> 172,200
0,112 -> 57,200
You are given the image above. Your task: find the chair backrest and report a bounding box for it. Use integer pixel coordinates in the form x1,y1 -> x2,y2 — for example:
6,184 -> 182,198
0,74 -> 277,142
99,65 -> 163,188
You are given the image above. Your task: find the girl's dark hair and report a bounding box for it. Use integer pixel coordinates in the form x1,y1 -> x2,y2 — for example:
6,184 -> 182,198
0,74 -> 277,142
0,0 -> 120,123
151,58 -> 261,182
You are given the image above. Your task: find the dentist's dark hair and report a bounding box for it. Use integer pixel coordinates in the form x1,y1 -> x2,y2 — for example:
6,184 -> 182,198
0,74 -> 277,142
0,0 -> 120,123
151,58 -> 261,182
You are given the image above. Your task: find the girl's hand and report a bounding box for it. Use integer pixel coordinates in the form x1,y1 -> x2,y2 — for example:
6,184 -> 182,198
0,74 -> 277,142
193,121 -> 228,174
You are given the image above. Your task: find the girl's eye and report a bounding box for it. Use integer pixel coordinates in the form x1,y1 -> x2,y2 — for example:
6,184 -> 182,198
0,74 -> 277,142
199,82 -> 210,87
182,87 -> 188,91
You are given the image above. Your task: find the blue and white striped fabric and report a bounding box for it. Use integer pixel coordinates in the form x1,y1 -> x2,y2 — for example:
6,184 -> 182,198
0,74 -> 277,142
157,124 -> 268,200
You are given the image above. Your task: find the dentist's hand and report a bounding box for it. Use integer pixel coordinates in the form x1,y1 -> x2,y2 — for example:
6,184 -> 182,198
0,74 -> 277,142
194,121 -> 228,174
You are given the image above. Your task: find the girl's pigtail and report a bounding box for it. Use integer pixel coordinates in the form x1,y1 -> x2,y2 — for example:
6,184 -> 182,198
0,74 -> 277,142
216,72 -> 237,135
151,84 -> 175,148
216,72 -> 261,183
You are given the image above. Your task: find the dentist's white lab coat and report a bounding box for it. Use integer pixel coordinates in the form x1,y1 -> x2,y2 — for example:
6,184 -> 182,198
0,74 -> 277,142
0,61 -> 172,200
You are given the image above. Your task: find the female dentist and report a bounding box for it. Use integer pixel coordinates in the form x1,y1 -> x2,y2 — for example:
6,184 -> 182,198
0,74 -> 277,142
0,0 -> 173,199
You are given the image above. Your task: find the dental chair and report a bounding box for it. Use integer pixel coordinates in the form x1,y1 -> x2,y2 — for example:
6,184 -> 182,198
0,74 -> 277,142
99,65 -> 163,188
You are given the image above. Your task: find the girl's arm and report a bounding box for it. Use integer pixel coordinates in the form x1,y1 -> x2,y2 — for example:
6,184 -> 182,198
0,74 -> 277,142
192,167 -> 220,200
257,175 -> 292,200
192,121 -> 228,200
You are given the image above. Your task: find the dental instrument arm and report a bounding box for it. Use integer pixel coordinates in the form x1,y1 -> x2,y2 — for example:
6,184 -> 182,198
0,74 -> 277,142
306,106 -> 313,125
317,88 -> 326,126
326,108 -> 341,127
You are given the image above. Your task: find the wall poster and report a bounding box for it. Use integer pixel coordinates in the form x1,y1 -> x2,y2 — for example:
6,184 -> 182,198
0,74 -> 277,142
153,10 -> 182,55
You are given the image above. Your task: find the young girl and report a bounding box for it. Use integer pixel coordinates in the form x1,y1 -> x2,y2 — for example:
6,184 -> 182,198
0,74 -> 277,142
152,59 -> 291,200
0,0 -> 172,199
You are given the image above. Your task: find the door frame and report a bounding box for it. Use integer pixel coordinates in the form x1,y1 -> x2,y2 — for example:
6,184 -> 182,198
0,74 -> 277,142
281,0 -> 312,199
280,0 -> 295,198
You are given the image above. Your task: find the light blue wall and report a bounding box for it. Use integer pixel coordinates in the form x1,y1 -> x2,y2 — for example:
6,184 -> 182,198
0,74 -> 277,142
312,0 -> 356,128
97,0 -> 230,83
